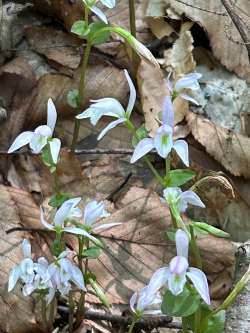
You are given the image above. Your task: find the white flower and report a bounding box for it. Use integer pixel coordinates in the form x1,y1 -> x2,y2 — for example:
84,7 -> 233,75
76,70 -> 135,140
130,287 -> 162,316
147,230 -> 210,305
168,72 -> 202,105
8,98 -> 61,164
47,252 -> 86,296
163,187 -> 205,213
83,0 -> 116,24
131,96 -> 189,166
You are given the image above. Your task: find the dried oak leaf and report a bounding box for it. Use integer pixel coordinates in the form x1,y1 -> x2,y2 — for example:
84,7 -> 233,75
187,111 -> 250,178
0,185 -> 43,333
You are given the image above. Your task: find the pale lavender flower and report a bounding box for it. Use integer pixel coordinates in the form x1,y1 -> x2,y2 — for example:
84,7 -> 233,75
168,72 -> 202,105
76,70 -> 136,140
83,0 -> 116,24
148,230 -> 210,305
163,187 -> 205,213
130,287 -> 162,316
131,96 -> 189,166
8,98 -> 61,164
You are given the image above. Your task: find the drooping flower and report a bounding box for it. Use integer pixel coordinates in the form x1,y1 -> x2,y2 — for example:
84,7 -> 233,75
163,187 -> 205,213
147,230 -> 210,305
168,72 -> 202,105
131,96 -> 189,166
8,98 -> 61,164
76,70 -> 135,140
130,286 -> 162,317
83,0 -> 116,24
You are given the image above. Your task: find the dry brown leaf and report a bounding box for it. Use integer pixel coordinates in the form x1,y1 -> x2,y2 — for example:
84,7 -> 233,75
147,17 -> 175,39
164,0 -> 250,82
187,111 -> 250,178
0,185 -> 43,333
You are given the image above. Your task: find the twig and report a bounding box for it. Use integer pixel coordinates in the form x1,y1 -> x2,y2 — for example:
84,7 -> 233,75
173,0 -> 227,16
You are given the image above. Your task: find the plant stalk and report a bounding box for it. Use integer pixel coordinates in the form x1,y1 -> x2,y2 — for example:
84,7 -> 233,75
190,225 -> 202,270
69,291 -> 75,333
48,296 -> 56,331
128,317 -> 137,333
41,298 -> 48,331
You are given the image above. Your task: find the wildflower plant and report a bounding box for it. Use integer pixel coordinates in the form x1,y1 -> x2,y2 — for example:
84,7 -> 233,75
6,2 -> 250,333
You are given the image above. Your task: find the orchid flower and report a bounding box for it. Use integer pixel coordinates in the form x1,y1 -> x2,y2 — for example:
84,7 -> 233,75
130,286 -> 162,317
163,187 -> 205,213
47,252 -> 86,296
83,0 -> 116,24
168,72 -> 202,105
149,229 -> 210,305
76,69 -> 136,140
131,96 -> 189,166
8,98 -> 61,164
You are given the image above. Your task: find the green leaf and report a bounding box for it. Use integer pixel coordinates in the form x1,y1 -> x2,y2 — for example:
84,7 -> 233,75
132,124 -> 148,147
89,277 -> 110,308
165,228 -> 177,242
165,169 -> 196,187
192,222 -> 230,238
82,246 -> 101,259
161,286 -> 200,317
67,89 -> 79,108
88,22 -> 110,45
49,192 -> 71,208
71,20 -> 90,37
41,145 -> 56,173
204,311 -> 225,333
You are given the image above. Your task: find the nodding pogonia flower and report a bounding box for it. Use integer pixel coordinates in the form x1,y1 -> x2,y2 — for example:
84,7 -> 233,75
8,98 -> 61,164
130,287 -> 162,317
83,0 -> 116,24
168,72 -> 202,105
131,96 -> 189,166
163,187 -> 205,213
76,70 -> 135,140
149,230 -> 211,305
47,252 -> 86,296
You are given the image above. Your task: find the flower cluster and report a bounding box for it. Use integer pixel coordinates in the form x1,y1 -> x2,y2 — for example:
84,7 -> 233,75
8,240 -> 85,304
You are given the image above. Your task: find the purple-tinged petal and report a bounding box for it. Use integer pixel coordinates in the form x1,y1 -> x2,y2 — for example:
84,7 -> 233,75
175,73 -> 202,92
91,5 -> 108,23
49,138 -> 61,164
162,96 -> 174,128
179,190 -> 205,209
8,266 -> 21,291
147,267 -> 170,294
131,138 -> 154,163
124,69 -> 136,118
54,201 -> 74,226
173,139 -> 189,166
154,125 -> 173,158
175,229 -> 189,258
47,98 -> 57,133
8,131 -> 33,153
179,93 -> 200,105
22,283 -> 35,296
22,239 -> 32,258
187,267 -> 211,305
168,272 -> 186,295
97,118 -> 126,140
169,256 -> 188,275
40,208 -> 53,230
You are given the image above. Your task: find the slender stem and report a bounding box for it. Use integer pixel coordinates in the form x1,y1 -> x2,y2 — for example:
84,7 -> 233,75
128,317 -> 138,333
190,225 -> 202,270
69,291 -> 75,333
128,0 -> 138,78
71,9 -> 91,151
41,298 -> 48,331
48,296 -> 56,330
181,317 -> 189,333
194,306 -> 201,333
53,170 -> 60,195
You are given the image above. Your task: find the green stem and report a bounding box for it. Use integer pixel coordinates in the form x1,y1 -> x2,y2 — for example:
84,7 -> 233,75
48,296 -> 56,331
41,298 -> 48,331
128,317 -> 138,333
194,306 -> 201,333
128,0 -> 139,77
125,120 -> 164,186
69,291 -> 75,333
190,225 -> 202,270
53,169 -> 60,195
71,12 -> 91,151
181,317 -> 189,333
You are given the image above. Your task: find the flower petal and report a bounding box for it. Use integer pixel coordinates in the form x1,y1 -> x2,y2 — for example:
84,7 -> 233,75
47,98 -> 57,133
175,73 -> 202,92
163,187 -> 182,205
8,266 -> 21,291
179,190 -> 205,209
49,138 -> 61,164
187,267 -> 210,305
130,292 -> 137,313
91,5 -> 108,24
147,267 -> 170,294
93,222 -> 121,231
168,272 -> 186,295
22,239 -> 32,258
97,118 -> 126,140
173,139 -> 189,166
63,227 -> 100,245
8,131 -> 33,153
169,256 -> 189,275
70,265 -> 87,291
100,0 -> 116,8
40,207 -> 54,230
130,138 -> 154,163
162,96 -> 174,128
179,93 -> 199,106
130,36 -> 159,67
154,125 -> 173,158
54,201 -> 74,226
84,200 -> 110,227
175,229 -> 189,258
124,69 -> 136,118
